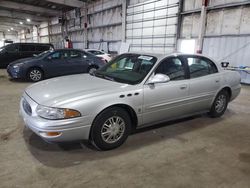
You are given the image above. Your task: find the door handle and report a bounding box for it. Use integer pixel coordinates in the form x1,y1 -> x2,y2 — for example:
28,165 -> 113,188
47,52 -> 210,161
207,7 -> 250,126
215,80 -> 220,83
180,85 -> 187,90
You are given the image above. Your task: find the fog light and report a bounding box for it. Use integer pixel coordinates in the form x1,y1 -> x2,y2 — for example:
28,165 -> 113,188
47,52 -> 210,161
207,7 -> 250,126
47,132 -> 61,136
40,131 -> 61,137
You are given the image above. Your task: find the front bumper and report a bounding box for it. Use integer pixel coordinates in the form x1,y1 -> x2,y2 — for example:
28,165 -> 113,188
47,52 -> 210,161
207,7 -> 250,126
7,66 -> 25,79
20,92 -> 92,142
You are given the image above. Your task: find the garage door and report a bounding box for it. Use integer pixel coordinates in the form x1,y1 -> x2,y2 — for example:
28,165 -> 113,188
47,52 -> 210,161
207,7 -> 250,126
126,0 -> 179,54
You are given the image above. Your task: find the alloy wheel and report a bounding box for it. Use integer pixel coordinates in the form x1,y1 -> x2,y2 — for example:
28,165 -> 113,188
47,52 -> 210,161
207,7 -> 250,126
101,116 -> 125,144
215,94 -> 226,113
29,69 -> 42,81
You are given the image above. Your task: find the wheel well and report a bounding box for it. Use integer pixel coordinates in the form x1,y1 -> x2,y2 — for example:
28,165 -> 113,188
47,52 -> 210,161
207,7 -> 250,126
94,104 -> 138,130
88,65 -> 99,70
26,66 -> 44,76
222,87 -> 232,100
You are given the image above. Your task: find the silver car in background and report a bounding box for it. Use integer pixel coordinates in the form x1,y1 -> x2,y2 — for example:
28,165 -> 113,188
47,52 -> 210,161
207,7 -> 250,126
20,53 -> 241,150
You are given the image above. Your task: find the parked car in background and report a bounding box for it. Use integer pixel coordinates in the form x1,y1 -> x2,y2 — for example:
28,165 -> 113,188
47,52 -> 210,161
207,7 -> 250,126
20,53 -> 241,150
85,49 -> 112,62
7,49 -> 105,82
0,43 -> 54,68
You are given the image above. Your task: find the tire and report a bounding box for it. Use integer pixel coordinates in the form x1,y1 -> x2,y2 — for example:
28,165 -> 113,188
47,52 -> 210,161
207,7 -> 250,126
209,90 -> 229,118
90,107 -> 131,150
88,66 -> 97,74
27,68 -> 44,82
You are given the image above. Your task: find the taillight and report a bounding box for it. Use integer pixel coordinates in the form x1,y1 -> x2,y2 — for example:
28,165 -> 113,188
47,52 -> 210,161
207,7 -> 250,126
101,58 -> 106,64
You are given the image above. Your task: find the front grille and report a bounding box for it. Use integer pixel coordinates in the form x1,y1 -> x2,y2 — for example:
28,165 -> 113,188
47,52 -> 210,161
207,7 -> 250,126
23,99 -> 32,115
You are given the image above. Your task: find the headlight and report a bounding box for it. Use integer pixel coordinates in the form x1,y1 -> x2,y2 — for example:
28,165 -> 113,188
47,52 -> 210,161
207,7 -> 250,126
13,65 -> 20,70
36,105 -> 81,120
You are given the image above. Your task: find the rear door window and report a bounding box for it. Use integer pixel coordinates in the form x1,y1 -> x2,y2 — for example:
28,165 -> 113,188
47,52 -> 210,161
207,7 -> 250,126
155,57 -> 186,81
36,45 -> 50,52
186,56 -> 218,78
69,50 -> 82,59
20,44 -> 35,52
50,52 -> 61,59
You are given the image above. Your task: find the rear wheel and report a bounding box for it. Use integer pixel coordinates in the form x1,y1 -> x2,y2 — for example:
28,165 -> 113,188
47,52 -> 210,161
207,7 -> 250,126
209,90 -> 229,118
27,68 -> 44,82
90,107 -> 131,150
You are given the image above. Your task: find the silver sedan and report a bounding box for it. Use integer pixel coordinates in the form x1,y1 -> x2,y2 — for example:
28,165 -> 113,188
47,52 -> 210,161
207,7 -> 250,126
20,53 -> 241,150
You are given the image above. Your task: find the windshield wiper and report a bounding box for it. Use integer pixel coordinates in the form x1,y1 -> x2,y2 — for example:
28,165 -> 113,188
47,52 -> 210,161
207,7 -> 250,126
92,71 -> 114,81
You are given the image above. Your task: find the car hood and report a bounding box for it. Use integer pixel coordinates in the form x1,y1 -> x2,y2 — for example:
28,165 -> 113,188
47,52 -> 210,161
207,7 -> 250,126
25,74 -> 128,107
9,57 -> 34,66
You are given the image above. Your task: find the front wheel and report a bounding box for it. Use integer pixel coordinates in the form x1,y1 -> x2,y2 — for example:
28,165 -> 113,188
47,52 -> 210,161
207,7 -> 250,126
90,107 -> 131,150
209,90 -> 229,118
27,68 -> 43,82
88,66 -> 97,74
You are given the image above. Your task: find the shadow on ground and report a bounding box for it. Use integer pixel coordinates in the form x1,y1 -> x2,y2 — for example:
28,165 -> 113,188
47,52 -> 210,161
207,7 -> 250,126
22,112 -> 230,168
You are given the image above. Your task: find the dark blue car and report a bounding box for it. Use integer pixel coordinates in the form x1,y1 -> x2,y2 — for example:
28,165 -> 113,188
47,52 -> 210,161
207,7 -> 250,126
7,49 -> 105,82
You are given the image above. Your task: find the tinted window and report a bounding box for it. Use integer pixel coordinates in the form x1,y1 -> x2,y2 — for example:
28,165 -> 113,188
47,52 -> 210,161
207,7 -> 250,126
187,57 -> 218,78
20,44 -> 35,52
5,44 -> 19,52
70,50 -> 82,58
36,45 -> 50,51
155,58 -> 185,80
61,51 -> 69,59
50,52 -> 60,59
50,51 -> 69,60
89,50 -> 103,55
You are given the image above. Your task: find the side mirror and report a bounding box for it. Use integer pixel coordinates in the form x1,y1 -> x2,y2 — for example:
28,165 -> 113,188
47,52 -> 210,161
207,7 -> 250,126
221,62 -> 229,68
147,74 -> 170,84
47,56 -> 52,60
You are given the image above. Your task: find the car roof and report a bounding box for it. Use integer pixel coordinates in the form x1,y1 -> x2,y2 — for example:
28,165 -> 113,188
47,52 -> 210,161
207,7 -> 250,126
54,48 -> 84,52
85,49 -> 102,51
127,51 -> 217,61
125,51 -> 166,60
12,43 -> 53,45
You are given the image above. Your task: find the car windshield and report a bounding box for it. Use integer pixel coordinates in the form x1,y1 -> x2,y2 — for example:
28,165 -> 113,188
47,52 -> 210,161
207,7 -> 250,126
94,53 -> 157,85
35,50 -> 53,58
0,44 -> 12,52
0,46 -> 4,52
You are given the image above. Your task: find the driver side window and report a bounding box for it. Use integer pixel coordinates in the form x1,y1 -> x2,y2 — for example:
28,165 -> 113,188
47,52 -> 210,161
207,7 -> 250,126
50,52 -> 61,59
155,58 -> 185,81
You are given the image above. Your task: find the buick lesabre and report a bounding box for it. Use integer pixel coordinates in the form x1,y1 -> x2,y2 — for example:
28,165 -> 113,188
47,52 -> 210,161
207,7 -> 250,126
20,53 -> 241,150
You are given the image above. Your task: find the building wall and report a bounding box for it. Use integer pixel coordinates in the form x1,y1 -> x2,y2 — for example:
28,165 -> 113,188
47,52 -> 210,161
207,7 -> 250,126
126,0 -> 179,54
179,0 -> 250,66
183,0 -> 247,11
180,5 -> 250,38
203,36 -> 250,67
13,0 -> 250,65
0,31 -> 18,47
15,0 -> 180,54
87,0 -> 122,52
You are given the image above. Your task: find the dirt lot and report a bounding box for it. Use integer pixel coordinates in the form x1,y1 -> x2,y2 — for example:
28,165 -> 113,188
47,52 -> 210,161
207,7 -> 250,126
0,69 -> 250,188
